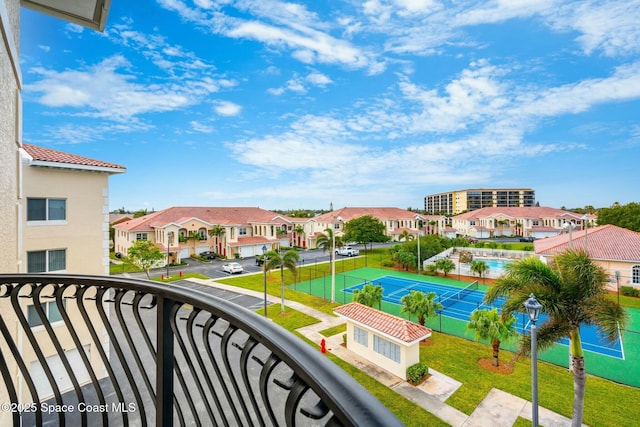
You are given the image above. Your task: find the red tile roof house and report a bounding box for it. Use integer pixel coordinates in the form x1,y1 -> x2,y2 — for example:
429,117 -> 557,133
334,303 -> 432,380
113,206 -> 295,263
535,224 -> 640,291
452,206 -> 593,239
309,207 -> 447,248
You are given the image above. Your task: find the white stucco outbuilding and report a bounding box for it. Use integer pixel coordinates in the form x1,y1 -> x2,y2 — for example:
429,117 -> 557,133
334,303 -> 432,379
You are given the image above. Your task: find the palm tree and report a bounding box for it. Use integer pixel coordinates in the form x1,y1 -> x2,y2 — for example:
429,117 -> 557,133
400,290 -> 442,326
293,225 -> 305,247
399,230 -> 413,242
466,308 -> 517,366
352,283 -> 383,309
470,260 -> 489,283
265,249 -> 300,314
485,250 -> 628,426
209,225 -> 225,253
435,258 -> 456,276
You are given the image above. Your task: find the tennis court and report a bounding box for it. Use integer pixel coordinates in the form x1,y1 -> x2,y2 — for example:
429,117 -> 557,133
344,274 -> 624,359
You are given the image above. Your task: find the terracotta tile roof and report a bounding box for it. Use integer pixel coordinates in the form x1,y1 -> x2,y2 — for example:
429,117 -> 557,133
454,206 -> 583,220
114,206 -> 292,232
315,207 -> 422,222
23,143 -> 126,171
535,224 -> 640,261
334,303 -> 432,344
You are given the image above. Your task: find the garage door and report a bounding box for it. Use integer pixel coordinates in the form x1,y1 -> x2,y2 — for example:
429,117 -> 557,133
30,346 -> 91,400
179,248 -> 190,259
241,245 -> 255,257
195,246 -> 209,255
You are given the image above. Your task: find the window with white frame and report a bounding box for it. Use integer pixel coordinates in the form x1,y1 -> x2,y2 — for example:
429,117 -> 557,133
27,198 -> 66,221
354,326 -> 368,346
27,249 -> 66,273
239,227 -> 247,236
27,301 -> 66,327
373,335 -> 401,363
136,233 -> 148,240
633,265 -> 640,284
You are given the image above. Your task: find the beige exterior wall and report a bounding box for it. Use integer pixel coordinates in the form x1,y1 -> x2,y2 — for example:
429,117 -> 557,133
345,321 -> 418,380
21,163 -> 112,275
0,0 -> 21,274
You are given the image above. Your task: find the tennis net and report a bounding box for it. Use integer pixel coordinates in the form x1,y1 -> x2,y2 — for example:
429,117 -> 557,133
439,281 -> 479,308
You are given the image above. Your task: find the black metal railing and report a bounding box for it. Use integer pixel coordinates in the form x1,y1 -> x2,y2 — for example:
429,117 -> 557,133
0,274 -> 402,426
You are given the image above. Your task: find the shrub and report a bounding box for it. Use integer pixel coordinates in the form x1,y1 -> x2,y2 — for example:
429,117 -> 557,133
381,260 -> 395,267
424,264 -> 438,276
342,334 -> 347,346
621,286 -> 640,297
459,250 -> 473,264
406,363 -> 429,383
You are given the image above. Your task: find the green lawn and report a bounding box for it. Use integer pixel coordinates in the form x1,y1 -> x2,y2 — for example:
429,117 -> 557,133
212,250 -> 640,426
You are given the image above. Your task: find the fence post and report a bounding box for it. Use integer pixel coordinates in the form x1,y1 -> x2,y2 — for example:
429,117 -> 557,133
156,295 -> 175,427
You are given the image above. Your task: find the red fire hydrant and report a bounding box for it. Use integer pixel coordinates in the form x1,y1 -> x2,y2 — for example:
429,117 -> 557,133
320,339 -> 327,354
179,271 -> 183,278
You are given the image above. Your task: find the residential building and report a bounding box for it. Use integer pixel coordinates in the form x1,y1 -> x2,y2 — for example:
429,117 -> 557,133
425,188 -> 536,215
21,144 -> 125,274
309,207 -> 448,247
535,224 -> 640,290
452,206 -> 594,239
113,206 -> 295,262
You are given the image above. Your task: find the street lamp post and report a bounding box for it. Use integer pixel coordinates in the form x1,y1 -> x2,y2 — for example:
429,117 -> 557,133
616,271 -> 621,305
330,216 -> 343,303
166,232 -> 173,278
262,245 -> 268,318
581,214 -> 589,253
524,294 -> 543,427
563,221 -> 574,248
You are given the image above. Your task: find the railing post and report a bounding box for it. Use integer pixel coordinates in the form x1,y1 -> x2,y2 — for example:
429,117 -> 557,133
156,295 -> 174,426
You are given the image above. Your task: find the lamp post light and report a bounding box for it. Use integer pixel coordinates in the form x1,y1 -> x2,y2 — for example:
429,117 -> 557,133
330,216 -> 343,303
563,221 -> 574,249
524,294 -> 543,427
581,214 -> 589,253
616,271 -> 621,305
262,245 -> 268,318
166,232 -> 173,279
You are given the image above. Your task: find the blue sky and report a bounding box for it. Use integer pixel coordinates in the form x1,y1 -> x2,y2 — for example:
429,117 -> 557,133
20,0 -> 640,212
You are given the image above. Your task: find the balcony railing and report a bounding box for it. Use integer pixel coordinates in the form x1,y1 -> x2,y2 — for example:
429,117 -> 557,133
0,274 -> 402,426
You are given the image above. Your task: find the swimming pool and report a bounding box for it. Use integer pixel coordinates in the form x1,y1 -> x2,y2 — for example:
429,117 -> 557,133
476,258 -> 512,271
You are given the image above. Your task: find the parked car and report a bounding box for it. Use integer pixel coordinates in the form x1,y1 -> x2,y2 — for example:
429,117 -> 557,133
200,251 -> 217,259
519,236 -> 535,242
222,262 -> 243,274
256,256 -> 269,266
335,246 -> 359,257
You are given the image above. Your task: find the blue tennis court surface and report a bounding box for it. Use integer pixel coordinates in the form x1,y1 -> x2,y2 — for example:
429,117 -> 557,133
344,275 -> 624,359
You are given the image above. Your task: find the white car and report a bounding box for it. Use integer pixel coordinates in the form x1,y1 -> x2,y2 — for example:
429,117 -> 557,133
222,262 -> 243,274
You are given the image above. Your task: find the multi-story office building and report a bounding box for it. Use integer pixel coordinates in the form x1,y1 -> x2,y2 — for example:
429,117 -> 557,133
424,188 -> 535,215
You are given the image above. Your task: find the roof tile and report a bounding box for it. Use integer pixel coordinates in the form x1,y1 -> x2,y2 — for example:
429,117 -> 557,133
23,143 -> 125,170
334,303 -> 432,343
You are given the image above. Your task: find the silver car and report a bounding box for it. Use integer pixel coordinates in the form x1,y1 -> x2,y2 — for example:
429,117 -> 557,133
222,262 -> 243,274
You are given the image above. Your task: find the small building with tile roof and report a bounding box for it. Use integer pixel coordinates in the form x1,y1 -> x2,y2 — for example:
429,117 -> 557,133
535,224 -> 640,290
334,302 -> 432,379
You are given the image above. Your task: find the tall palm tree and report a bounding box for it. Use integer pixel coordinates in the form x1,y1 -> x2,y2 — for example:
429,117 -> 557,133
485,250 -> 628,426
352,283 -> 383,309
435,258 -> 456,276
209,225 -> 225,253
400,290 -> 442,326
466,308 -> 517,366
265,249 -> 300,314
398,230 -> 413,242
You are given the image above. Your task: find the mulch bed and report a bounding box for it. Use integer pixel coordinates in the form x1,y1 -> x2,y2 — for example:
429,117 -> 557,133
477,358 -> 514,374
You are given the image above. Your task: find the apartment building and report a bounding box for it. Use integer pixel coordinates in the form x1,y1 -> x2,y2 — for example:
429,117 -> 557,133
113,206 -> 294,261
424,188 -> 536,215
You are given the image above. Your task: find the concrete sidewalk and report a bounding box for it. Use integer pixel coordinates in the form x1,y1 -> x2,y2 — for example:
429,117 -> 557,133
187,278 -> 578,427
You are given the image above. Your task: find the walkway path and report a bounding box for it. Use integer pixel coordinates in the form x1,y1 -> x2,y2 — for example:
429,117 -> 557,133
187,277 -> 580,426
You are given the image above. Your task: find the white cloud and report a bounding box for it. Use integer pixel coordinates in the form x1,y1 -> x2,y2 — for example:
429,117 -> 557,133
190,121 -> 214,133
214,101 -> 242,116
